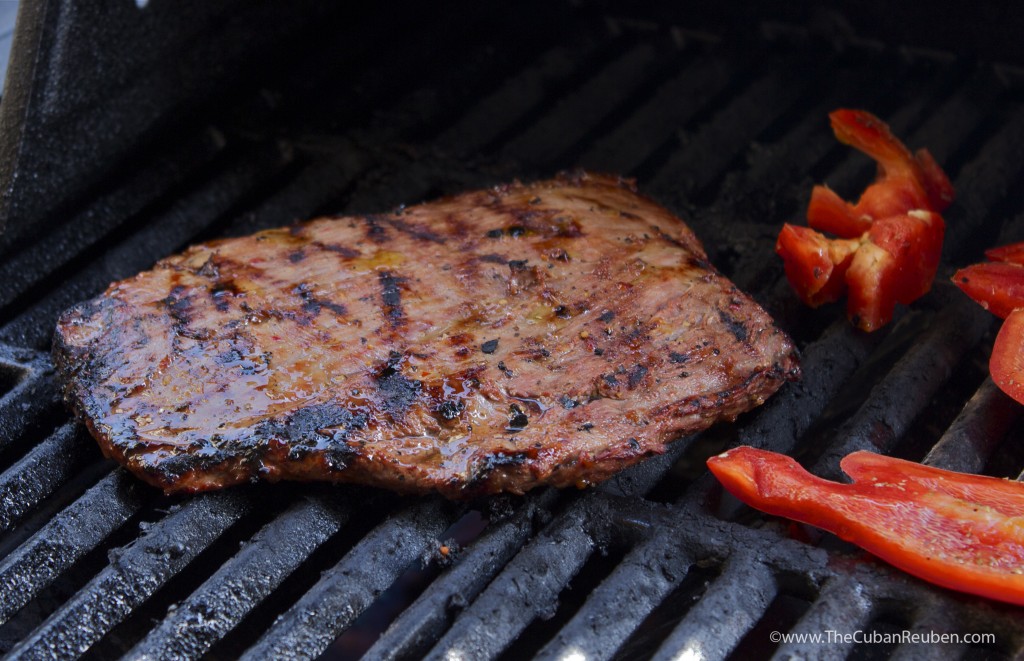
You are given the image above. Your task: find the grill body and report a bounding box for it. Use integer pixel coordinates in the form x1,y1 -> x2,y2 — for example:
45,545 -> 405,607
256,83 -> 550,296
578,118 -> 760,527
1,2 -> 1024,659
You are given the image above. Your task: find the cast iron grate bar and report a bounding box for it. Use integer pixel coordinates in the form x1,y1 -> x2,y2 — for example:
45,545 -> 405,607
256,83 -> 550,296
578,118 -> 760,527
924,378 -> 1022,473
204,156 -> 367,242
474,33 -> 643,161
497,41 -> 677,169
0,424 -> 100,533
645,50 -> 838,202
702,51 -> 905,226
433,35 -> 615,158
0,345 -> 59,460
530,532 -> 703,661
809,298 -> 990,477
0,471 -> 142,627
912,67 -> 1006,172
361,491 -> 559,661
422,504 -> 598,660
389,4 -> 589,148
943,108 -> 1024,259
773,577 -> 873,659
240,500 -> 456,660
5,491 -> 250,659
498,542 -> 634,661
124,496 -> 351,660
647,557 -> 776,661
891,610 -> 968,661
578,46 -> 752,174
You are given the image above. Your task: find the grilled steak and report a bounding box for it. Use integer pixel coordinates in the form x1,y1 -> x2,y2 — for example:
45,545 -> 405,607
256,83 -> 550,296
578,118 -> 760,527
53,172 -> 799,497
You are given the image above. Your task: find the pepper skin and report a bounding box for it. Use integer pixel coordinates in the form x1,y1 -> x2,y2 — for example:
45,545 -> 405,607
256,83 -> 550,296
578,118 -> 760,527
777,110 -> 953,332
953,243 -> 1024,405
708,446 -> 1024,606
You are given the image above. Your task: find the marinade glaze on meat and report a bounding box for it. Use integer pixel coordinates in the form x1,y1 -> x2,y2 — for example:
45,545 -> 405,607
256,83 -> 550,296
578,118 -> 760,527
53,173 -> 799,497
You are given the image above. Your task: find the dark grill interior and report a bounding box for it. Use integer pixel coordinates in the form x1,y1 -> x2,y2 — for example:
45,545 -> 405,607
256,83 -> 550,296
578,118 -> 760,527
3,2 -> 1024,658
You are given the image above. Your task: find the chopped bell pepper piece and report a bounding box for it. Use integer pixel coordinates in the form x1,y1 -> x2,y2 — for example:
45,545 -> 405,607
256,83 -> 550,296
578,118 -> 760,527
707,446 -> 1024,606
867,210 -> 945,305
827,109 -> 954,216
775,224 -> 858,306
984,241 -> 1024,266
990,308 -> 1024,406
807,185 -> 871,238
953,245 -> 1024,405
953,261 -> 1024,320
777,109 -> 953,332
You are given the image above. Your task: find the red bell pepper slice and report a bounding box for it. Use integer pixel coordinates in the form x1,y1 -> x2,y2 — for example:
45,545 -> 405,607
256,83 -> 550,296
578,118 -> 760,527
914,147 -> 956,212
867,210 -> 945,305
775,224 -> 858,306
778,109 -> 953,332
953,245 -> 1024,406
826,109 -> 954,216
985,241 -> 1024,266
843,241 -> 897,332
707,446 -> 1024,606
991,308 -> 1024,405
953,261 -> 1024,319
807,185 -> 871,238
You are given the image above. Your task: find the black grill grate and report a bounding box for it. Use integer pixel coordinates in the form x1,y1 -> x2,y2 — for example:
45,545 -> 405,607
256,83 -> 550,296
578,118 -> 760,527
2,3 -> 1024,659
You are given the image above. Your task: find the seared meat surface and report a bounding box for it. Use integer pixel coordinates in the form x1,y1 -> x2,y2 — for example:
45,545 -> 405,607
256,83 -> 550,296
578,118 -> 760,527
53,173 -> 799,497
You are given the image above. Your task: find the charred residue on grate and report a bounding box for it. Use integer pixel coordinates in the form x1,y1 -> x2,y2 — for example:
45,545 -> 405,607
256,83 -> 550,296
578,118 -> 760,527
727,589 -> 817,660
495,543 -> 632,661
323,509 -> 490,661
609,560 -> 722,660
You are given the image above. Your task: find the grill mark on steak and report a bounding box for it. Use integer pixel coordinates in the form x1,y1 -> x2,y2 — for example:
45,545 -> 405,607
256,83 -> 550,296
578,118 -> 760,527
364,214 -> 390,243
53,172 -> 799,498
293,283 -> 348,319
378,271 -> 406,328
161,285 -> 193,327
386,216 -> 448,244
719,308 -> 749,344
312,241 -> 361,259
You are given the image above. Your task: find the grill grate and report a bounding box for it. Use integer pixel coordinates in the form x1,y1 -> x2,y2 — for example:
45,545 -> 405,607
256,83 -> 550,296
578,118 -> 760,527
2,3 -> 1024,659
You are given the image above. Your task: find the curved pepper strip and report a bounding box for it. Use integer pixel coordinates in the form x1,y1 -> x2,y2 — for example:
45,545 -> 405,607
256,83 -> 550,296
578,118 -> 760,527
985,241 -> 1024,266
707,446 -> 1024,606
777,109 -> 953,332
953,241 -> 1024,405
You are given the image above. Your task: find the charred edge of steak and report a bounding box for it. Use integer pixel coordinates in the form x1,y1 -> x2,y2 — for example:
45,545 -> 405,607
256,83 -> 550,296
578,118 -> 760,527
455,360 -> 796,499
51,297 -> 123,423
60,360 -> 795,498
375,351 -> 422,420
80,399 -> 370,494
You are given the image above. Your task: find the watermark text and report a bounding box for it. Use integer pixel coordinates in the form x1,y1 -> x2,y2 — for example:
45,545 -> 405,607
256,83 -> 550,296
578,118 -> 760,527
769,629 -> 995,646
